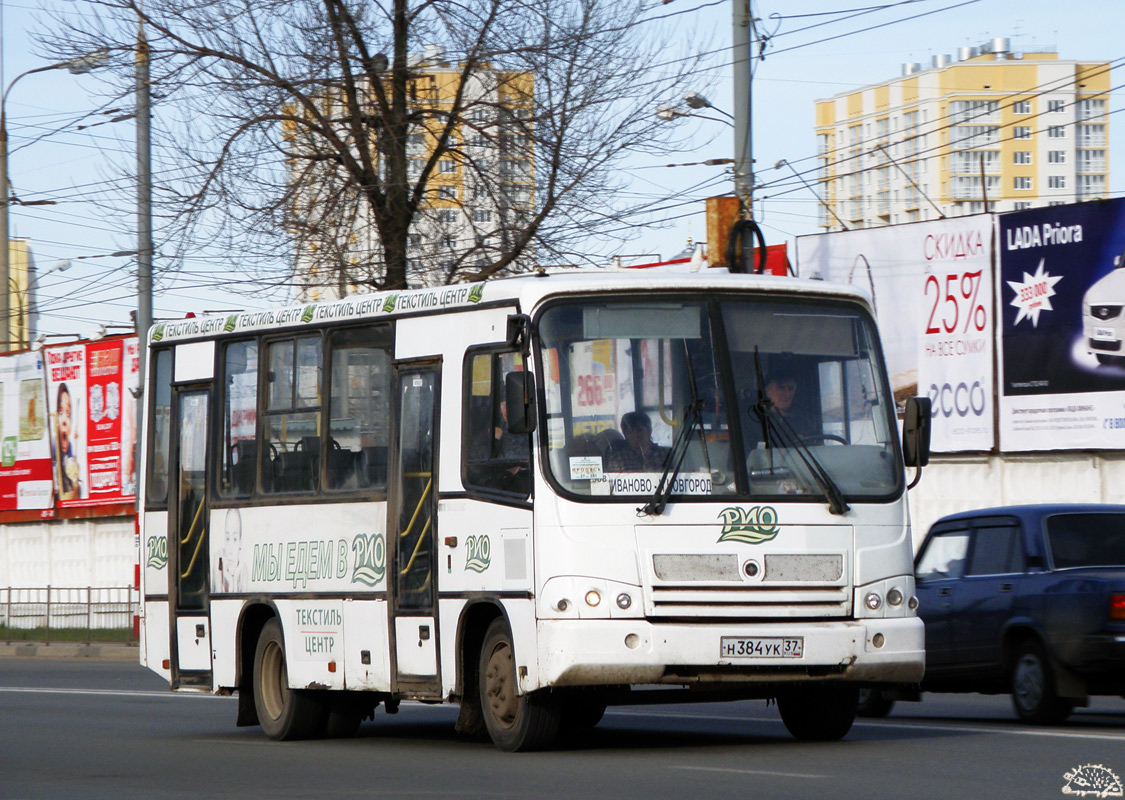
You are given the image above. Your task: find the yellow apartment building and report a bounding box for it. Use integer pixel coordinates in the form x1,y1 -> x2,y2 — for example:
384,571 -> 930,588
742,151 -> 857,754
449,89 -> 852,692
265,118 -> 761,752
291,48 -> 535,300
814,39 -> 1110,230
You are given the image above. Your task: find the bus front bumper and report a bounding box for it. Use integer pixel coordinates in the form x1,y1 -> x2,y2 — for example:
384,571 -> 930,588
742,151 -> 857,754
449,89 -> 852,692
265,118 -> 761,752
534,617 -> 924,690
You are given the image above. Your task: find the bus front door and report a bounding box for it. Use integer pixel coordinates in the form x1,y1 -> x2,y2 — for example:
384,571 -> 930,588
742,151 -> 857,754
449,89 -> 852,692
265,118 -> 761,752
168,387 -> 213,687
389,364 -> 441,697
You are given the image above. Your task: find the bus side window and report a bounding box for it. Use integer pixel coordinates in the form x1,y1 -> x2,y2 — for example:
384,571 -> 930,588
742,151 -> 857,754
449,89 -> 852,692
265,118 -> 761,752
262,335 -> 322,494
326,325 -> 392,492
462,351 -> 531,497
146,348 -> 173,505
219,339 -> 258,498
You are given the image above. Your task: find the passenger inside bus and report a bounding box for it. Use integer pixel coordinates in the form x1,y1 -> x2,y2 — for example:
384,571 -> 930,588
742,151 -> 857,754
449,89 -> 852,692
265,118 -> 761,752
605,411 -> 670,472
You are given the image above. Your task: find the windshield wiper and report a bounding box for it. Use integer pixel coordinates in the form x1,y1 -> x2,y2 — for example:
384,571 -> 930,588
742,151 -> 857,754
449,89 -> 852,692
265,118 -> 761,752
640,399 -> 703,516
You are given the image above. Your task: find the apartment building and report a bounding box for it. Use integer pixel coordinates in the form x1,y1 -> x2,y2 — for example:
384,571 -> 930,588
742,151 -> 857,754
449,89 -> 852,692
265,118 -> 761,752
813,39 -> 1110,230
291,48 -> 535,301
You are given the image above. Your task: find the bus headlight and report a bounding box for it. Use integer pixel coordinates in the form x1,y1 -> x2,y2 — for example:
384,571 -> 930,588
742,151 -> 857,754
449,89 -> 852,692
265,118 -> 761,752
864,592 -> 882,611
616,593 -> 632,610
886,588 -> 904,606
585,590 -> 602,607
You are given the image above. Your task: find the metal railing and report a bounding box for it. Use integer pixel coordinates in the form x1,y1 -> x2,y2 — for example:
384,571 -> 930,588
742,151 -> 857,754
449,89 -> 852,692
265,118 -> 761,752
1,586 -> 139,644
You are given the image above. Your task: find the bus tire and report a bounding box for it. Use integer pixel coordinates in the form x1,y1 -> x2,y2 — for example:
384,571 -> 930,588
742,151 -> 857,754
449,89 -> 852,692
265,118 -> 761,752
479,618 -> 561,751
777,685 -> 858,741
855,687 -> 895,718
253,618 -> 325,740
320,695 -> 363,739
560,691 -> 608,730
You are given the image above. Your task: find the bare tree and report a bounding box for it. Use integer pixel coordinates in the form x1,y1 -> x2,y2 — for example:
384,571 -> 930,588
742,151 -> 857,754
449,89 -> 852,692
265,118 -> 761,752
39,0 -> 706,294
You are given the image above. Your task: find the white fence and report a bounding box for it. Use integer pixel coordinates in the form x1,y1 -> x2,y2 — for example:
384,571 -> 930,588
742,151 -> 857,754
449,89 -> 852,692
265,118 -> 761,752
1,586 -> 138,639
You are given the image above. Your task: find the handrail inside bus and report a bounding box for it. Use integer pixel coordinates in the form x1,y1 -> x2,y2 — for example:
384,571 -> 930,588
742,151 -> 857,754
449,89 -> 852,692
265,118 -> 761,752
180,502 -> 207,580
180,496 -> 205,546
399,473 -> 432,541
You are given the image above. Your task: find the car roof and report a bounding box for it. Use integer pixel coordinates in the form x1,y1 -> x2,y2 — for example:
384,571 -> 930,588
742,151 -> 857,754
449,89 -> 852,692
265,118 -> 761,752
930,503 -> 1125,528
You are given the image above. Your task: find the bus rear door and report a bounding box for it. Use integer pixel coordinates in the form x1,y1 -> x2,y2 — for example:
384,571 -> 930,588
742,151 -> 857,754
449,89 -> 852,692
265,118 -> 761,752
389,361 -> 441,697
167,344 -> 215,688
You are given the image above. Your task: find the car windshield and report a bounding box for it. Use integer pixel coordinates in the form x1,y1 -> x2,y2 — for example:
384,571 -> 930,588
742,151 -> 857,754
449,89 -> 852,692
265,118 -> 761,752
1046,513 -> 1125,568
536,295 -> 902,503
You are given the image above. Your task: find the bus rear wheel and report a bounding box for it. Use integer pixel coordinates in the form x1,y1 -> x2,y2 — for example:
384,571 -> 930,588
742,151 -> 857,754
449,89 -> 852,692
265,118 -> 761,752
479,618 -> 561,751
253,618 -> 326,740
777,685 -> 858,741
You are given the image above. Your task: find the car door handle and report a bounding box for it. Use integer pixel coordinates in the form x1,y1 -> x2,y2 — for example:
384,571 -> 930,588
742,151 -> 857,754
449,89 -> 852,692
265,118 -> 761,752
937,587 -> 951,597
999,582 -> 1014,592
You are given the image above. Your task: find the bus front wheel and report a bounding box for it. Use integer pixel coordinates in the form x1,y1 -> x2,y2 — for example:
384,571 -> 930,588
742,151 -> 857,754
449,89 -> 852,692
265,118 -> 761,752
777,685 -> 858,741
253,618 -> 326,740
479,618 -> 561,751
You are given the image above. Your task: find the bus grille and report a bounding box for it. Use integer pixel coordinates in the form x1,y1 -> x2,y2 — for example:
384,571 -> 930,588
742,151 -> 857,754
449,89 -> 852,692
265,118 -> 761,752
647,553 -> 850,618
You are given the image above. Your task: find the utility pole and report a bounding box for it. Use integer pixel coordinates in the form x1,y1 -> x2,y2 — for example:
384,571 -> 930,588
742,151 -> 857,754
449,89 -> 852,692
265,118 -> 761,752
135,12 -> 152,502
731,0 -> 754,215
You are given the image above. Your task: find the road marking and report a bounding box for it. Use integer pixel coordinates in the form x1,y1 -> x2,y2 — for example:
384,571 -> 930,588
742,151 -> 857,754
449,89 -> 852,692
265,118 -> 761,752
674,766 -> 825,779
0,687 -> 231,700
606,708 -> 1125,743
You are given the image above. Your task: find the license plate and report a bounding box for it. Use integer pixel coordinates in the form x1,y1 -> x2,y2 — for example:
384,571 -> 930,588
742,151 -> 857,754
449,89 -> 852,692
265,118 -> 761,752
1094,326 -> 1116,340
720,636 -> 804,659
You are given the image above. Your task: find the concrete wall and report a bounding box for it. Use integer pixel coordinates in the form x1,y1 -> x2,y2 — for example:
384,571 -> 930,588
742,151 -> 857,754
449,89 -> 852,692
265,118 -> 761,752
0,516 -> 134,589
909,453 -> 1125,551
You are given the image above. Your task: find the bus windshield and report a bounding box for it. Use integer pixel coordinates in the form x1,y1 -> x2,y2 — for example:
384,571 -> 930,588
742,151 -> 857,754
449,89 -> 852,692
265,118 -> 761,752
537,295 -> 902,504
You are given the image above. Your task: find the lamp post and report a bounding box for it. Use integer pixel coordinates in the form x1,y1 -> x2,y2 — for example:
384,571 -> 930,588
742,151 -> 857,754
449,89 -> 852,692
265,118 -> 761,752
1,48 -> 109,350
8,258 -> 71,349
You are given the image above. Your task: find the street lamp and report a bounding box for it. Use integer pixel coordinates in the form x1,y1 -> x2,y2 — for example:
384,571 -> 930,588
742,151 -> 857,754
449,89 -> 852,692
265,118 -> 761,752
1,47 -> 110,350
9,258 -> 71,349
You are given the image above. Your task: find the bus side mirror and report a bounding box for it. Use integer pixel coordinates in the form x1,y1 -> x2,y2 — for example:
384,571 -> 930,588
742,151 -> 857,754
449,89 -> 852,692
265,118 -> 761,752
505,371 -> 537,434
902,396 -> 931,468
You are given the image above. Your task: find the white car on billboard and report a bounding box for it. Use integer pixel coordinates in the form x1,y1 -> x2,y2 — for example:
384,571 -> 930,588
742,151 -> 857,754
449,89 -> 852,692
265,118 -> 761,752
1083,254 -> 1125,364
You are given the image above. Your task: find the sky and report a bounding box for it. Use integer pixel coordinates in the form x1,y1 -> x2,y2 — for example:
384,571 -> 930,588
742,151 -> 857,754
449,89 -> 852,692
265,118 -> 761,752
1,0 -> 1123,339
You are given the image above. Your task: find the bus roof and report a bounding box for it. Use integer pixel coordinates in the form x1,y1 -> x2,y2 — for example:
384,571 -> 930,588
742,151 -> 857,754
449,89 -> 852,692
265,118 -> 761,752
147,268 -> 874,345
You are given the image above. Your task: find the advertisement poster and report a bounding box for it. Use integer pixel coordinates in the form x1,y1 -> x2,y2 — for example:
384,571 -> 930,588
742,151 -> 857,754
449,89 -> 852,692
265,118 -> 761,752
796,216 -> 995,452
44,336 -> 139,507
998,199 -> 1125,451
0,352 -> 54,510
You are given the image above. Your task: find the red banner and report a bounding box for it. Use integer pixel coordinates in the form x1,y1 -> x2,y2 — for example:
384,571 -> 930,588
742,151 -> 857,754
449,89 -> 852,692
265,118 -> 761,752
44,336 -> 139,508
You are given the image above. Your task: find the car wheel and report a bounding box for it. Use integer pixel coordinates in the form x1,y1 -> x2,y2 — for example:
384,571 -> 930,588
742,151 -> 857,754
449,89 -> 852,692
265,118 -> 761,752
777,685 -> 858,741
855,687 -> 895,718
1010,640 -> 1074,724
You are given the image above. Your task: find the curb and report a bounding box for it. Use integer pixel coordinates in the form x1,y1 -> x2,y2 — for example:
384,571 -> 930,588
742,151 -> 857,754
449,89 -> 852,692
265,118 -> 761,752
0,642 -> 140,661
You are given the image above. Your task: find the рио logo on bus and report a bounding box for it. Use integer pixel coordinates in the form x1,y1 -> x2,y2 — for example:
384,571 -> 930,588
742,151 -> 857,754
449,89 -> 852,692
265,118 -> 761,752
465,534 -> 491,573
350,533 -> 386,586
146,535 -> 168,570
717,506 -> 779,545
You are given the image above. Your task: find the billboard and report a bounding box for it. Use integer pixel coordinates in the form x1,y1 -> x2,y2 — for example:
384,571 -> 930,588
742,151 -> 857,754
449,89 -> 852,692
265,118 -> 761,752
0,352 -> 54,511
43,336 -> 139,507
796,216 -> 995,452
998,199 -> 1125,451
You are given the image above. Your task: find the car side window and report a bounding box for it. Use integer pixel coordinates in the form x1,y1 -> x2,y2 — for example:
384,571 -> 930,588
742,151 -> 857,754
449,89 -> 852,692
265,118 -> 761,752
916,529 -> 970,581
966,525 -> 1025,576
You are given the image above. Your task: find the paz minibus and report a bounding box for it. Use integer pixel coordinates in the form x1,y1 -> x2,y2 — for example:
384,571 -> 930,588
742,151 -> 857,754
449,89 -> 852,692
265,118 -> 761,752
139,269 -> 930,750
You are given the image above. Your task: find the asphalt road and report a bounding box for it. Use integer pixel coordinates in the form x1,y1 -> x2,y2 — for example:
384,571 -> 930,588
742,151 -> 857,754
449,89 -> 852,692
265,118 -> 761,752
2,658 -> 1124,800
